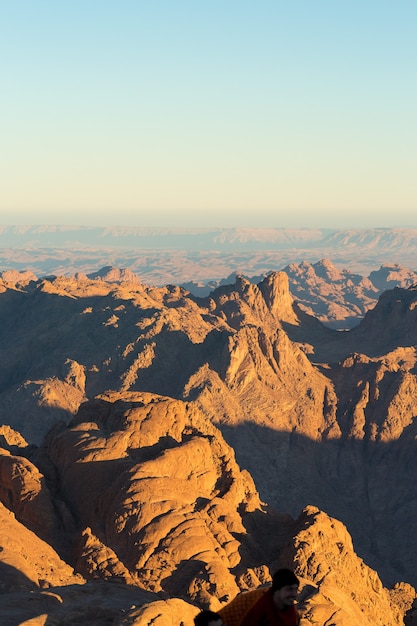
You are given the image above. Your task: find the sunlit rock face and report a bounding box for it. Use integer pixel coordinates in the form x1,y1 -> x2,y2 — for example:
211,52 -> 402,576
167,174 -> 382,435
0,448 -> 64,546
47,391 -> 291,608
282,506 -> 415,626
1,391 -> 414,625
0,499 -> 83,592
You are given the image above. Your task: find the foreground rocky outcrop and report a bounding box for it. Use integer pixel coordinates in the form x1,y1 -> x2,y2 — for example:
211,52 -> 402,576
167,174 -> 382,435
285,506 -> 415,626
45,392 -> 271,606
0,395 -> 414,624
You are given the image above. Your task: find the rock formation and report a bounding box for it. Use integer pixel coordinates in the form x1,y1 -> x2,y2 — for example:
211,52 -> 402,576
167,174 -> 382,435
1,268 -> 417,623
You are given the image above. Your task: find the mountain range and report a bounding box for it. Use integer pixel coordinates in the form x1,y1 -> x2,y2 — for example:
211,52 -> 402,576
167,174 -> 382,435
1,258 -> 417,624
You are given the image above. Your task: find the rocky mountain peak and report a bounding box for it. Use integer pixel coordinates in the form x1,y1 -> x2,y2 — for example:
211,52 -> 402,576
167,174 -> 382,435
258,271 -> 298,324
86,265 -> 142,284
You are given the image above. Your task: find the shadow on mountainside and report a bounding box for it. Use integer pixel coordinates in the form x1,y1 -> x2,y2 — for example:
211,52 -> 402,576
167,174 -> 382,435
0,561 -> 38,593
124,327 -> 230,398
0,287 -> 229,402
218,421 -> 417,590
0,574 -> 160,625
282,287 -> 417,363
44,404 -> 417,592
2,412 -> 417,620
0,287 -> 161,393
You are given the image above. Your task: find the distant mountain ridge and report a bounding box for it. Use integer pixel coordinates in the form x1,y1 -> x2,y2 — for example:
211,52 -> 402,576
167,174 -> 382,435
2,224 -> 417,251
0,225 -> 335,249
1,226 -> 416,286
3,259 -> 417,329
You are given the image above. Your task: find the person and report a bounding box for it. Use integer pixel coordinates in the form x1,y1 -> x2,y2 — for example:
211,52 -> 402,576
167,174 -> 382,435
219,568 -> 300,626
194,609 -> 225,626
239,568 -> 300,626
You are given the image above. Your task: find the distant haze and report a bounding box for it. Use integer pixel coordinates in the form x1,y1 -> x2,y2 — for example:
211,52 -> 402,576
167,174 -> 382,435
1,226 -> 417,285
1,210 -> 417,230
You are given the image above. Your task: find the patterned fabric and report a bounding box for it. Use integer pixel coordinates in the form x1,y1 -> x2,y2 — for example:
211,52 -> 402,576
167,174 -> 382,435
218,589 -> 267,626
219,589 -> 300,626
240,591 -> 300,626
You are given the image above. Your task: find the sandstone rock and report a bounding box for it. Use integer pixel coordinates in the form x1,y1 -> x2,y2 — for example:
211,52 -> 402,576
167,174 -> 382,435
87,266 -> 142,285
0,447 -> 62,544
0,580 -> 159,626
284,258 -> 379,329
369,264 -> 417,291
0,501 -> 83,591
282,505 -> 415,626
74,527 -> 137,584
0,269 -> 37,288
0,424 -> 28,449
120,598 -> 199,625
47,392 -> 279,605
2,265 -> 417,625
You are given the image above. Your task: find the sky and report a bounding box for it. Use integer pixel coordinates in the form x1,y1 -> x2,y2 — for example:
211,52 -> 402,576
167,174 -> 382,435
1,1 -> 416,228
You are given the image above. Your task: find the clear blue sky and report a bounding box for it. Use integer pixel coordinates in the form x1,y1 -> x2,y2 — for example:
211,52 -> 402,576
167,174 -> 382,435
1,1 -> 416,228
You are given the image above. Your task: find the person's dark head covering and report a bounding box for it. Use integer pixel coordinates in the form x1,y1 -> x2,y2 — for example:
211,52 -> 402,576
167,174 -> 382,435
271,568 -> 299,592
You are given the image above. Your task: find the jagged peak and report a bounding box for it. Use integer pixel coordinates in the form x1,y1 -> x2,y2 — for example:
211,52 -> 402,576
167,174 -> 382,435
258,271 -> 299,324
87,266 -> 141,284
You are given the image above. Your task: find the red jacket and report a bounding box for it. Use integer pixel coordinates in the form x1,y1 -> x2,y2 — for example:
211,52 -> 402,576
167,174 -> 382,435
219,587 -> 300,626
240,590 -> 300,626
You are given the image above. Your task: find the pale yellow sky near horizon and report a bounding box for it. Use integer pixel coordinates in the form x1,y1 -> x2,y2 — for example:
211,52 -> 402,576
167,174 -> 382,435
2,206 -> 416,229
1,2 -> 416,228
